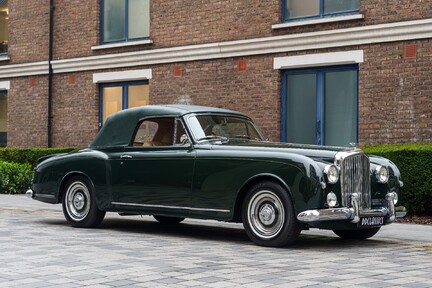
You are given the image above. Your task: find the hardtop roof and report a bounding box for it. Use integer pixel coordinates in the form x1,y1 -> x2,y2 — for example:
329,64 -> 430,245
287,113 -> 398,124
90,104 -> 247,147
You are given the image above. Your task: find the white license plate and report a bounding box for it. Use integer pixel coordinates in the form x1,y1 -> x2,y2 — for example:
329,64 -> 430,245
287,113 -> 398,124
358,216 -> 386,227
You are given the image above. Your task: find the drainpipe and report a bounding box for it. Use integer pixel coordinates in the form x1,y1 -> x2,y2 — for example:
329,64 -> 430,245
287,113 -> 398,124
47,0 -> 54,147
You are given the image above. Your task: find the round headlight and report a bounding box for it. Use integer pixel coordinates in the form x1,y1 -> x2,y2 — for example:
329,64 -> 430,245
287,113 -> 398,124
375,165 -> 389,184
327,192 -> 338,208
324,165 -> 339,184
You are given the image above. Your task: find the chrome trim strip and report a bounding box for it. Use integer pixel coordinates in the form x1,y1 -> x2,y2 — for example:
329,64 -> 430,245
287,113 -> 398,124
34,193 -> 56,199
112,202 -> 230,213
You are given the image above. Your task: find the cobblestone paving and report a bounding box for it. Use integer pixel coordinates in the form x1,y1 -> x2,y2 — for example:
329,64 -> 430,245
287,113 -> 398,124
1,195 -> 431,287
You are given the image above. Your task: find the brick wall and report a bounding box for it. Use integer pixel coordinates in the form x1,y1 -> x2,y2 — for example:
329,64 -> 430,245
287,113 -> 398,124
53,1 -> 99,60
51,73 -> 99,147
150,56 -> 281,141
7,0 -> 49,64
3,0 -> 432,147
5,0 -> 432,64
359,39 -> 432,144
8,76 -> 48,147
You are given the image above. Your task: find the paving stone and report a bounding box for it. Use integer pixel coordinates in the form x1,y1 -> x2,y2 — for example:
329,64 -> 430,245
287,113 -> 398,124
1,194 -> 432,287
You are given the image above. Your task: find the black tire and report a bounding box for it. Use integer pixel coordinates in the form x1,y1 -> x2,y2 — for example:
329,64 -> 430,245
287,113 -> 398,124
242,181 -> 301,247
153,215 -> 185,224
62,176 -> 105,228
333,227 -> 381,240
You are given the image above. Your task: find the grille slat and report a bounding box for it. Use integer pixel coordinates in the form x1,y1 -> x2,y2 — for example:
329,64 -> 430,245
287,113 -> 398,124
337,151 -> 371,209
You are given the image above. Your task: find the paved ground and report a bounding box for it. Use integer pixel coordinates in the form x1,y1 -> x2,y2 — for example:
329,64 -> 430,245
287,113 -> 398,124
1,194 -> 431,288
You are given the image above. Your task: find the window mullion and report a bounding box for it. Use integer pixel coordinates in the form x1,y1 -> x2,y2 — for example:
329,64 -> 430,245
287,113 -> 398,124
320,0 -> 324,17
122,84 -> 128,109
125,0 -> 129,40
316,72 -> 325,145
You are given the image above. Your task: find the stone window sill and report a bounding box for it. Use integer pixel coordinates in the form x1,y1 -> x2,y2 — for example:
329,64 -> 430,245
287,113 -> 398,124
0,54 -> 10,62
272,14 -> 364,30
91,39 -> 153,51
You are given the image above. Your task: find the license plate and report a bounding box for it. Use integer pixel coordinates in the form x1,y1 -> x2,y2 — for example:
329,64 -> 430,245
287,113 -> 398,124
358,216 -> 386,227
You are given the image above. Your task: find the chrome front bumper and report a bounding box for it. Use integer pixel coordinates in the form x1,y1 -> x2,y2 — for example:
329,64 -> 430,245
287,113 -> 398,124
297,192 -> 407,224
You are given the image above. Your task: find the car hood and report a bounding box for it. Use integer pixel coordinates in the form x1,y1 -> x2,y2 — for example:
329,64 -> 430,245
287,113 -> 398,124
207,140 -> 357,163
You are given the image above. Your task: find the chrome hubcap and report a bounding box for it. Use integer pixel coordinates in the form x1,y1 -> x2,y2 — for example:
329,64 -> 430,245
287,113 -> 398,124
248,190 -> 285,239
259,204 -> 276,225
73,192 -> 85,210
65,181 -> 90,222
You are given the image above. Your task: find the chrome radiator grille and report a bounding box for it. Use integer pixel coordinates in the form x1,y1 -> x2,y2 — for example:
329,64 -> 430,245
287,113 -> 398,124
336,151 -> 371,209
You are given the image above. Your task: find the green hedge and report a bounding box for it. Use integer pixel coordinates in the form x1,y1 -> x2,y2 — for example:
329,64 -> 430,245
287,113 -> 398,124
0,147 -> 75,168
0,148 -> 75,194
0,161 -> 33,194
362,143 -> 432,215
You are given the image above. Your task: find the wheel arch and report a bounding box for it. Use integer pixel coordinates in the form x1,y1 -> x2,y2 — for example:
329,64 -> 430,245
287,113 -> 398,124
232,174 -> 292,223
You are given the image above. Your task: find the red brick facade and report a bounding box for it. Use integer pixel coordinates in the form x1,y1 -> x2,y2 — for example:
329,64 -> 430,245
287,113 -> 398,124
1,0 -> 431,147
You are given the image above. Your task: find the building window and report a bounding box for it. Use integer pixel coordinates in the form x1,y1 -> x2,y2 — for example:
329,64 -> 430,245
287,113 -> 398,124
283,0 -> 359,21
281,65 -> 358,146
99,81 -> 149,126
101,0 -> 150,44
0,90 -> 7,147
0,0 -> 8,55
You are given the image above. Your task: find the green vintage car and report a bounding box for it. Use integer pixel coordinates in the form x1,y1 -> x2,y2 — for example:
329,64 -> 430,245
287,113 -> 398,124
27,105 -> 406,247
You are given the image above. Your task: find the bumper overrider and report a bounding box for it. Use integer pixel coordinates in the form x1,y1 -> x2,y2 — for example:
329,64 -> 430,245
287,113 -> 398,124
26,189 -> 33,198
297,192 -> 407,225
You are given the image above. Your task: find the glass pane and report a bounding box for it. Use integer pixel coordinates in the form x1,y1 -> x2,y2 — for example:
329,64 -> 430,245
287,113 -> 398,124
0,0 -> 8,54
286,0 -> 319,19
127,84 -> 149,108
324,70 -> 358,146
286,74 -> 317,144
128,0 -> 150,39
324,0 -> 359,14
103,0 -> 126,42
0,93 -> 7,147
102,86 -> 123,123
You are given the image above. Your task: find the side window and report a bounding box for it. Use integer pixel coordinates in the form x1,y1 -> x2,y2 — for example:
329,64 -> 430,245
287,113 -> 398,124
132,117 -> 175,147
101,0 -> 150,44
0,0 -> 8,55
284,0 -> 360,21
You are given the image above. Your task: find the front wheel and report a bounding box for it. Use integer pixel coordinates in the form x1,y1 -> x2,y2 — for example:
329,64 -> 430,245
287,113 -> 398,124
62,176 -> 105,228
242,181 -> 301,247
333,227 -> 381,240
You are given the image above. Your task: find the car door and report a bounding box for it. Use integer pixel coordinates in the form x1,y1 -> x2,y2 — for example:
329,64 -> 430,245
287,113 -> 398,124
110,117 -> 196,215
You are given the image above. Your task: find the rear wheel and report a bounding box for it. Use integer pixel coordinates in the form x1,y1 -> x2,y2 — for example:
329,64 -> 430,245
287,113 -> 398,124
153,215 -> 185,224
242,181 -> 301,247
333,227 -> 381,240
62,176 -> 105,228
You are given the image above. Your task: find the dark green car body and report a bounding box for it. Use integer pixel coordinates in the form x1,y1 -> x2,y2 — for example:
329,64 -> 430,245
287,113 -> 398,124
29,105 -> 406,246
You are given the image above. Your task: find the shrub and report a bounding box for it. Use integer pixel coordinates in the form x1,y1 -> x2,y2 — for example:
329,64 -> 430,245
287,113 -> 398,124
0,147 -> 75,168
0,161 -> 33,194
363,143 -> 432,215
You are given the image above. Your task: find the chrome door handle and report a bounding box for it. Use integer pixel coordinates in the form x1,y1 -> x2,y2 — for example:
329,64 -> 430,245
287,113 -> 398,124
120,154 -> 132,159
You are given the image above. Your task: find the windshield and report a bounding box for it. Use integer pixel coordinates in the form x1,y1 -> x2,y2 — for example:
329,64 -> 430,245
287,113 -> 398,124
187,114 -> 265,142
